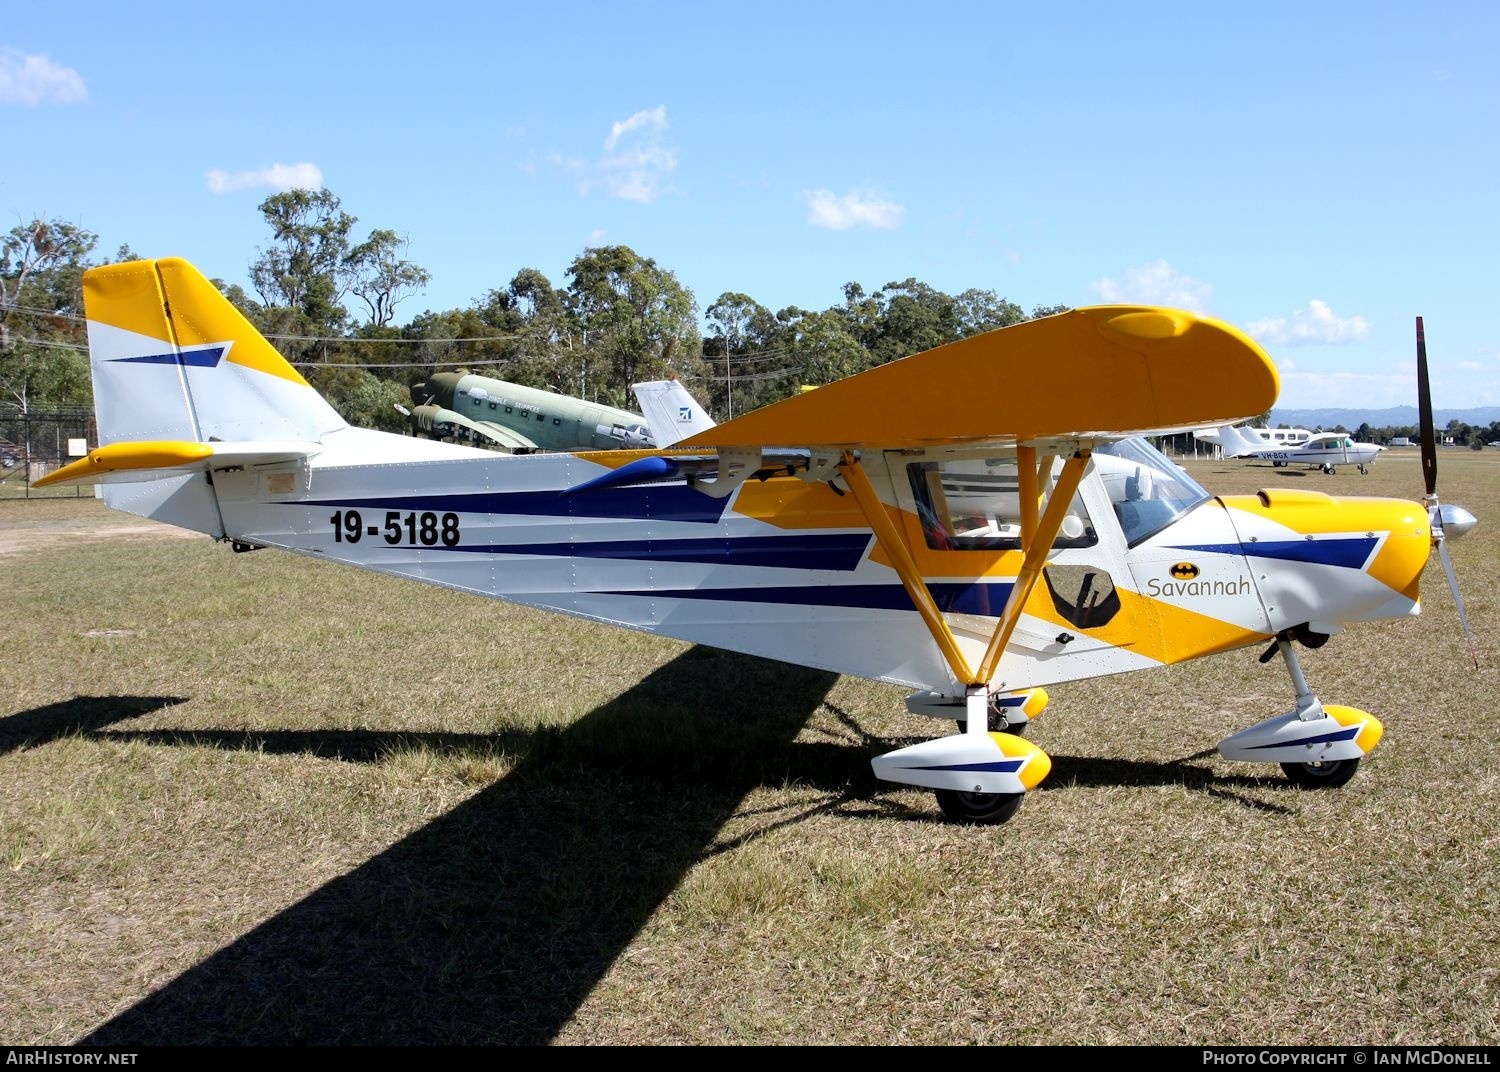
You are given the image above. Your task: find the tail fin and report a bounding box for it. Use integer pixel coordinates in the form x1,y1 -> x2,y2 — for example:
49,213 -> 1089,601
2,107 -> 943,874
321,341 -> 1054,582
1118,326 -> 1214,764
85,258 -> 346,445
38,258 -> 344,535
631,378 -> 716,448
1215,424 -> 1265,458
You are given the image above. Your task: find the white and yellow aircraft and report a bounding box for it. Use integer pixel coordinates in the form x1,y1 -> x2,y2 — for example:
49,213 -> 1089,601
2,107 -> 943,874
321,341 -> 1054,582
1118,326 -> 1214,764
36,259 -> 1479,824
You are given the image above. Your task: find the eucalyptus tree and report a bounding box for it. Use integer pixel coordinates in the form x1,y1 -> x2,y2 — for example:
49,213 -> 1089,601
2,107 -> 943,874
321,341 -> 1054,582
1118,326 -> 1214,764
953,287 -> 1027,336
348,230 -> 432,328
0,218 -> 97,411
250,188 -> 431,343
705,291 -> 780,417
564,245 -> 701,408
779,306 -> 866,391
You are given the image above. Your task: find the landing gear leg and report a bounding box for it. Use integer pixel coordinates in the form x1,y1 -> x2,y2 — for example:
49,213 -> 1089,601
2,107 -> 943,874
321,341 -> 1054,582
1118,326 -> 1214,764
941,686 -> 1025,823
1271,638 -> 1359,789
1217,633 -> 1382,786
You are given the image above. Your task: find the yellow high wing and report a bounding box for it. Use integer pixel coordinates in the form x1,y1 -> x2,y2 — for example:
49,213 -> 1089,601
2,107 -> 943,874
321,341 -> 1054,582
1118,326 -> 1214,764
683,305 -> 1280,689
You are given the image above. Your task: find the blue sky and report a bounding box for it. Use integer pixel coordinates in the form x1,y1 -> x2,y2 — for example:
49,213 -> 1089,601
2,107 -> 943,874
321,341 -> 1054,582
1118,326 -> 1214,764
4,2 -> 1497,410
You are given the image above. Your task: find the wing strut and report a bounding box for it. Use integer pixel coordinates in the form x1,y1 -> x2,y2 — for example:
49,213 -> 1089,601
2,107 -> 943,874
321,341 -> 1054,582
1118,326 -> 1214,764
838,451 -> 975,685
836,448 -> 1090,690
1016,444 -> 1040,545
977,451 -> 1090,684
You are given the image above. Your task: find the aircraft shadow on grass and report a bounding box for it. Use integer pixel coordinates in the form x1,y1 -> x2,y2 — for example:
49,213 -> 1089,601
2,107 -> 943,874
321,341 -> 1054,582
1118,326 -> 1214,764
73,647 -> 838,1045
3,656 -> 1291,1044
0,695 -> 185,756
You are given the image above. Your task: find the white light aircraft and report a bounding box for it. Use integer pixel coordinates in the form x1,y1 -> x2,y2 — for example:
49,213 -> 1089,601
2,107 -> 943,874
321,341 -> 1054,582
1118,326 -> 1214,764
1194,425 -> 1314,451
1210,424 -> 1386,475
37,260 -> 1479,824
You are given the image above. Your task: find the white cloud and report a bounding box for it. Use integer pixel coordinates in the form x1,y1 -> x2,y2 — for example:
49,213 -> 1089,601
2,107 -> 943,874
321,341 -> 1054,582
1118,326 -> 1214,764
0,48 -> 86,106
1248,300 -> 1370,347
595,106 -> 677,203
205,163 -> 324,194
1090,260 -> 1212,311
541,107 -> 679,204
604,105 -> 666,152
802,188 -> 906,230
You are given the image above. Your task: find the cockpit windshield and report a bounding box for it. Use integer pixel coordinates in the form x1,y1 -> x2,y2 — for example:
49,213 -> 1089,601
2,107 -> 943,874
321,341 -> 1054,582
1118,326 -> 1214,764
1092,437 -> 1213,546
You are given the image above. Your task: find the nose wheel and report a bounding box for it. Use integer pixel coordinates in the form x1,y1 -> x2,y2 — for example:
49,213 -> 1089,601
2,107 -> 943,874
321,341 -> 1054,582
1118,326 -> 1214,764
1280,757 -> 1361,789
1218,634 -> 1383,786
935,788 -> 1026,825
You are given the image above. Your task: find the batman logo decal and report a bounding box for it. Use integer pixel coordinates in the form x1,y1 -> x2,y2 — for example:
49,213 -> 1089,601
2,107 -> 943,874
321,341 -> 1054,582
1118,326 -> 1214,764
1169,562 -> 1200,580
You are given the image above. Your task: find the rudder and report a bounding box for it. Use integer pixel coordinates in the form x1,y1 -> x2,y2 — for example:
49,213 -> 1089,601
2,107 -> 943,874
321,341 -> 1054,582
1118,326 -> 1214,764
79,258 -> 347,536
85,258 -> 346,446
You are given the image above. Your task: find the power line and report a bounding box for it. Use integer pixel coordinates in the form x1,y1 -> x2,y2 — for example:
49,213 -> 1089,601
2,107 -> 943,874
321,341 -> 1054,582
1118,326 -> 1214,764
8,335 -> 807,383
1,304 -> 85,321
8,336 -> 87,352
268,331 -> 533,344
289,356 -> 529,370
1,303 -> 536,345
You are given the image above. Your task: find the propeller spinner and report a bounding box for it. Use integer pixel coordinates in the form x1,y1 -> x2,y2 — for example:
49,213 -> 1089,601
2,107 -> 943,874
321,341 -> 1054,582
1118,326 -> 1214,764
1416,316 -> 1480,668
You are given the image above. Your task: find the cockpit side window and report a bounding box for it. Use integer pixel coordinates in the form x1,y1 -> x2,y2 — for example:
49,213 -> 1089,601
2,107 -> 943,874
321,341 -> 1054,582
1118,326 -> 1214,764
906,459 -> 1097,551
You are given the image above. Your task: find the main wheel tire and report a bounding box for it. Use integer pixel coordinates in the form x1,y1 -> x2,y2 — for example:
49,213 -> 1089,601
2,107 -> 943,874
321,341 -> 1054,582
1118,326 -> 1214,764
1280,757 -> 1360,789
934,788 -> 1025,824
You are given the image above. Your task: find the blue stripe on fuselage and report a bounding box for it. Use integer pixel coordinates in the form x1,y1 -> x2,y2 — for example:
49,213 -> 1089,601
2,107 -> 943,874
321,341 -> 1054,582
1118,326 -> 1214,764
1169,537 -> 1378,570
638,581 -> 1014,615
451,532 -> 872,571
295,485 -> 734,524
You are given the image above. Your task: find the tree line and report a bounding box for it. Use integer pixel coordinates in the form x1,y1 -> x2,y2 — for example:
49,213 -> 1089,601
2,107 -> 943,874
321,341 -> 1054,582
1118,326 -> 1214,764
0,190 -> 1068,433
1350,421 -> 1498,450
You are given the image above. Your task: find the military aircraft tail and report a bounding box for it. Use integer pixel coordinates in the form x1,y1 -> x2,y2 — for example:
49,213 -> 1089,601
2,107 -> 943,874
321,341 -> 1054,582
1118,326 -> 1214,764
631,378 -> 717,447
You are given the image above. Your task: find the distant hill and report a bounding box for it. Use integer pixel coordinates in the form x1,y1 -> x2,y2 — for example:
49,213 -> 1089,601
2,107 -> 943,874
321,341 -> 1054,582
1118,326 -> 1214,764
1269,406 -> 1500,431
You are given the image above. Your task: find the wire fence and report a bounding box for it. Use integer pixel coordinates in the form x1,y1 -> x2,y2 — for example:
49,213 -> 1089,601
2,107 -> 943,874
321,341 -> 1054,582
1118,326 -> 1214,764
0,407 -> 98,499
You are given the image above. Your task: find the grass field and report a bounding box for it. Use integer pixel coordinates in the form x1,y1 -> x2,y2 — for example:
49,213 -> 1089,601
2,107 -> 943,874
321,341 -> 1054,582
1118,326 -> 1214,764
2,451 -> 1497,1045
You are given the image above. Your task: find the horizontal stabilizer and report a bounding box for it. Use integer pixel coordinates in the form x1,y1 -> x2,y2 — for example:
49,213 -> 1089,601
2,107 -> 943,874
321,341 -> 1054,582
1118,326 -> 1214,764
34,439 -> 322,488
681,306 -> 1279,451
